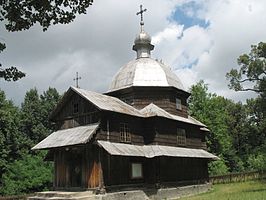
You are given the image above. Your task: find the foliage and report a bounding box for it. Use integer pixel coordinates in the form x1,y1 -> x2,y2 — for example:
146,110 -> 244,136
189,80 -> 266,174
226,42 -> 266,95
226,43 -> 266,140
20,87 -> 60,147
180,180 -> 266,200
0,0 -> 94,32
188,81 -> 234,159
208,159 -> 229,176
0,0 -> 94,81
0,42 -> 25,81
226,41 -> 266,172
247,153 -> 266,171
0,88 -> 60,196
0,90 -> 27,179
0,152 -> 53,195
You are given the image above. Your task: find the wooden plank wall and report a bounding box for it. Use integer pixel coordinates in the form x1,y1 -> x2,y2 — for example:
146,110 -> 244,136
53,145 -> 103,189
107,87 -> 189,117
159,157 -> 208,182
97,113 -> 145,145
101,152 -> 209,187
54,93 -> 100,130
97,113 -> 206,150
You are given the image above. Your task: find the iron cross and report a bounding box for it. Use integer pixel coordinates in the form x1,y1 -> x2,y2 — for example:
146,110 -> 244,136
73,72 -> 81,88
136,5 -> 147,24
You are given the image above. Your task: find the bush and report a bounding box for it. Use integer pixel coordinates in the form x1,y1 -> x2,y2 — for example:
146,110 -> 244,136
208,159 -> 229,176
247,153 -> 266,171
0,152 -> 53,195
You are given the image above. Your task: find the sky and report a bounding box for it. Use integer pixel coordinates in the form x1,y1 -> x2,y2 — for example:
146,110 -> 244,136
1,0 -> 266,105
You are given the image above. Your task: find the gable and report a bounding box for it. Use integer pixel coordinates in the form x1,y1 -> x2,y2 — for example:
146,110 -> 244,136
50,88 -> 100,129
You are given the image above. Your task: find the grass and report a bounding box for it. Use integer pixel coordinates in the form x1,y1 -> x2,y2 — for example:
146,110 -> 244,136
179,180 -> 266,200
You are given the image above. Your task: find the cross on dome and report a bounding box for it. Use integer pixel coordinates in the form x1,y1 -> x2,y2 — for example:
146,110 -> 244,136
73,72 -> 81,88
136,5 -> 147,31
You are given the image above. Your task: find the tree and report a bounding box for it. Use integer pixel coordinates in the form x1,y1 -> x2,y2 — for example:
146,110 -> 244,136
0,0 -> 94,81
0,42 -> 25,81
226,42 -> 266,95
227,42 -> 266,169
0,0 -> 94,32
189,81 -> 233,157
20,88 -> 60,147
189,81 -> 248,173
0,87 -> 60,195
39,87 -> 61,131
0,90 -> 28,184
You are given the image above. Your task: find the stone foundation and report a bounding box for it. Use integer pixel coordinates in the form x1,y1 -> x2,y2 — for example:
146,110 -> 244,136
29,183 -> 212,200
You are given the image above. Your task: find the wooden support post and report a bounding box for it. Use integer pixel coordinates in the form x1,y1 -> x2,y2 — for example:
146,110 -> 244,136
98,148 -> 106,193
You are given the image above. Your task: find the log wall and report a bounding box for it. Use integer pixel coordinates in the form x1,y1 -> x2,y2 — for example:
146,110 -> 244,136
97,113 -> 207,150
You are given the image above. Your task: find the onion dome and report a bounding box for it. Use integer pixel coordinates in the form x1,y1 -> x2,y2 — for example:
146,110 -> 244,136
133,30 -> 154,59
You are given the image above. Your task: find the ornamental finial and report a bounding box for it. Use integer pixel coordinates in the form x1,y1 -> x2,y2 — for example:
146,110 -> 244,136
136,5 -> 147,31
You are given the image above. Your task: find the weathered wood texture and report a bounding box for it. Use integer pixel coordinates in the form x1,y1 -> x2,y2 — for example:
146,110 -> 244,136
209,170 -> 266,184
51,88 -> 206,150
101,152 -> 209,187
107,87 -> 189,117
53,145 -> 103,189
97,112 -> 145,145
54,93 -> 100,130
97,113 -> 207,149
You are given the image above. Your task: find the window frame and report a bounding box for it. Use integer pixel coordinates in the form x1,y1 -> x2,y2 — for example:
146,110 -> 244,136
177,128 -> 186,146
73,102 -> 79,114
130,162 -> 143,179
120,123 -> 131,143
176,98 -> 182,110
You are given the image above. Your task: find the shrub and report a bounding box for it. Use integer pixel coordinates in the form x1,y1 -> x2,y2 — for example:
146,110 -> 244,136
0,152 -> 53,195
247,153 -> 266,171
208,159 -> 229,176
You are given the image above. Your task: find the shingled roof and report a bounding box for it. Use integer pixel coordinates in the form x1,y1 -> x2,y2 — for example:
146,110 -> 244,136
97,140 -> 218,160
50,87 -> 208,128
32,123 -> 99,150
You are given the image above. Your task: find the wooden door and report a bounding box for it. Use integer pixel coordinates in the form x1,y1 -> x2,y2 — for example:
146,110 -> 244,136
69,151 -> 82,187
88,160 -> 100,188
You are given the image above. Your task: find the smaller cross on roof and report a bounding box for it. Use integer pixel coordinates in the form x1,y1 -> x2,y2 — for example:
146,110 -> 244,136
73,72 -> 81,88
136,5 -> 147,27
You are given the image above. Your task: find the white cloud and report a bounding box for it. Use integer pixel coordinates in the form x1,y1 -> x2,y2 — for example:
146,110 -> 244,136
1,0 -> 265,105
151,0 -> 265,101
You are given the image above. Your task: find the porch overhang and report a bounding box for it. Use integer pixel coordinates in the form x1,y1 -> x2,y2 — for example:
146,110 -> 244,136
97,140 -> 219,160
32,123 -> 99,150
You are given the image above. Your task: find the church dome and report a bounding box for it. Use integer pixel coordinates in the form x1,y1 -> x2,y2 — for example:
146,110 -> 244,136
108,57 -> 185,92
108,11 -> 185,93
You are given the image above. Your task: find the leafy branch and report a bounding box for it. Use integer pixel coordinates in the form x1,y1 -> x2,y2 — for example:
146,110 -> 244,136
226,42 -> 266,94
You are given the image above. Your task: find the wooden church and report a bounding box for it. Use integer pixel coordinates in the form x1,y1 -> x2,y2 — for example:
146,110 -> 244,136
33,7 -> 218,193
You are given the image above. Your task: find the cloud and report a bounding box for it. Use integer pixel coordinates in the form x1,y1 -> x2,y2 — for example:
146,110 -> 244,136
151,0 -> 266,101
1,0 -> 265,105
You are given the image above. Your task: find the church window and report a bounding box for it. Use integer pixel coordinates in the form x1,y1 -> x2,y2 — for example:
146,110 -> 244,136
131,163 -> 143,179
73,103 -> 79,114
177,128 -> 186,146
120,123 -> 131,143
176,98 -> 182,110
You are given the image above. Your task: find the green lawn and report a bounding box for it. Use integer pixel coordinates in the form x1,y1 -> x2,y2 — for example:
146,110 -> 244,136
180,180 -> 266,200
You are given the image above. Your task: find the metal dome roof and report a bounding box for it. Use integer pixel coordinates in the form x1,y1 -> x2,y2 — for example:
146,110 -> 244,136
108,57 -> 185,92
108,15 -> 185,93
134,30 -> 151,44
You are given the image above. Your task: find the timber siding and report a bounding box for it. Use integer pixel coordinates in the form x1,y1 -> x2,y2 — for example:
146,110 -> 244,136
54,93 -> 100,130
107,87 -> 189,117
34,86 -> 214,190
53,145 -> 103,189
97,112 -> 207,149
100,154 -> 209,187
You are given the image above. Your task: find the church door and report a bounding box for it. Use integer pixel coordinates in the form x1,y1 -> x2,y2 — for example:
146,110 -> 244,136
69,150 -> 82,188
